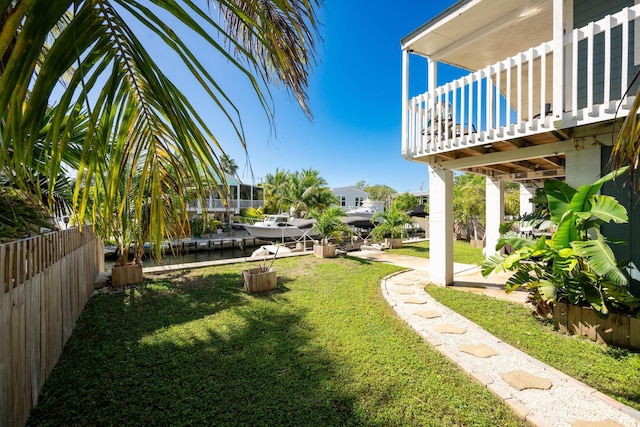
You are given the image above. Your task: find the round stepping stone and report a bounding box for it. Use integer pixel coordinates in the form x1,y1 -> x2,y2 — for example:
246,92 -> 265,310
415,310 -> 441,319
572,420 -> 624,427
394,288 -> 415,295
391,279 -> 417,286
402,297 -> 427,304
459,344 -> 498,358
434,324 -> 467,334
500,370 -> 552,391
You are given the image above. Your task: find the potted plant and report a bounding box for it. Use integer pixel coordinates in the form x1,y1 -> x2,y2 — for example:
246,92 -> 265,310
310,207 -> 352,258
108,189 -> 144,288
242,246 -> 278,293
370,207 -> 414,249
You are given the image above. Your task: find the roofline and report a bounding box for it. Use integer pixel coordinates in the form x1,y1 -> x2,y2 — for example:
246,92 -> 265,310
400,0 -> 475,50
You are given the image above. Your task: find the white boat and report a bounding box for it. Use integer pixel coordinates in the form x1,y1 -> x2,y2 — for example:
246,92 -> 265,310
242,215 -> 319,241
250,244 -> 292,258
345,200 -> 383,218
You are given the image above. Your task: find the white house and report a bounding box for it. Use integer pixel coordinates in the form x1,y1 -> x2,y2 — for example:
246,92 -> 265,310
331,186 -> 369,210
402,0 -> 640,285
187,173 -> 263,218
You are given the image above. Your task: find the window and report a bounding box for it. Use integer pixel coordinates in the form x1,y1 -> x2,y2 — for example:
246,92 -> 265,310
338,196 -> 346,207
354,197 -> 364,207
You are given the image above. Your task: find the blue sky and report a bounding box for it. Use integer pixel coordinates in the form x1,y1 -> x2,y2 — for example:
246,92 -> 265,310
144,1 -> 461,192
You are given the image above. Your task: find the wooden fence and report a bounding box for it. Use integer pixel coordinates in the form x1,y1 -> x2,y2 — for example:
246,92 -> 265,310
0,228 -> 103,427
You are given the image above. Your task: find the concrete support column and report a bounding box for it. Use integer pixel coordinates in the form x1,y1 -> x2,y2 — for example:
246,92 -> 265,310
429,166 -> 453,286
485,177 -> 504,258
519,184 -> 536,232
564,140 -> 602,188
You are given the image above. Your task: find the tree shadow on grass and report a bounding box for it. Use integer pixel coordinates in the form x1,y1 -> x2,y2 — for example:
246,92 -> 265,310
27,270 -> 365,426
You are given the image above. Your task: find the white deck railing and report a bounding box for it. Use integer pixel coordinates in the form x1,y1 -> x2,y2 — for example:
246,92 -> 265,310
404,5 -> 640,159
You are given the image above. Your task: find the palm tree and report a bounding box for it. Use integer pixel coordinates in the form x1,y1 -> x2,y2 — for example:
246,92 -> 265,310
370,207 -> 414,243
263,168 -> 291,213
220,154 -> 239,177
610,71 -> 640,184
0,1 -> 322,250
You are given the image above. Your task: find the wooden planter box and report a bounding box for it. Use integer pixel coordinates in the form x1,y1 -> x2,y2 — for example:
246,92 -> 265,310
314,243 -> 337,258
470,239 -> 484,249
553,302 -> 640,351
384,238 -> 403,249
111,263 -> 143,287
243,267 -> 277,293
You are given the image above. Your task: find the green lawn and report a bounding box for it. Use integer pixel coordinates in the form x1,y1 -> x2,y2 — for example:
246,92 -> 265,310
28,257 -> 523,426
391,240 -> 486,265
426,286 -> 640,411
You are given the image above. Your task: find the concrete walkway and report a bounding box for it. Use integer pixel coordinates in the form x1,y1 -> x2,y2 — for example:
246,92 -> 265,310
350,249 -> 640,427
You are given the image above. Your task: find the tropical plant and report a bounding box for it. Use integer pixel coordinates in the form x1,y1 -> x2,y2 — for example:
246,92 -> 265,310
482,168 -> 640,317
263,168 -> 336,217
370,207 -> 414,241
0,0 -> 322,255
263,168 -> 291,213
189,216 -> 222,237
610,70 -> 640,187
363,184 -> 397,204
310,207 -> 352,245
391,192 -> 420,213
220,154 -> 239,177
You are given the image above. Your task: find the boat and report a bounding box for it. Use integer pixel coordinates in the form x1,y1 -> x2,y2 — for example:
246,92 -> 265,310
242,214 -> 319,241
250,244 -> 292,258
345,199 -> 383,218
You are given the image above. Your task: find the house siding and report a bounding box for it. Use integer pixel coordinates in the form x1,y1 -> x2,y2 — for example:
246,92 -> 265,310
600,146 -> 640,295
574,0 -> 639,109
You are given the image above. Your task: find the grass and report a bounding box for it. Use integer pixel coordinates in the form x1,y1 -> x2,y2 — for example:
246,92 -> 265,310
390,240 -> 486,265
27,256 -> 524,426
426,286 -> 640,411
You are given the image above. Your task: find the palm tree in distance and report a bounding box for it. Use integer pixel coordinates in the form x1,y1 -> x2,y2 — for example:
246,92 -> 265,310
0,0 -> 322,247
220,154 -> 239,177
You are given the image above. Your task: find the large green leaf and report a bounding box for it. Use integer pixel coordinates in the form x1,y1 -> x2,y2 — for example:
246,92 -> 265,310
587,195 -> 628,224
544,180 -> 575,224
571,233 -> 628,286
537,279 -> 558,301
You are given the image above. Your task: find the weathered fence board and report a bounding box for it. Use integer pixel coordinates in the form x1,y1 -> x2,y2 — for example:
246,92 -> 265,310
0,228 -> 101,427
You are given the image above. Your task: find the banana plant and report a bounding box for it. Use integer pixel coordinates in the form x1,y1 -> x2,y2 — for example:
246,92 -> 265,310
482,167 -> 640,317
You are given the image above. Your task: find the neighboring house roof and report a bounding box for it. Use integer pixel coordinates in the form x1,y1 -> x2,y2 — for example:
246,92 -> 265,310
331,186 -> 369,197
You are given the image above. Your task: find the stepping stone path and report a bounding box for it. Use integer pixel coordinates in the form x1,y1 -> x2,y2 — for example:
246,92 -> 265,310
393,288 -> 415,295
379,270 -> 640,426
572,420 -> 624,427
434,324 -> 467,334
392,278 -> 418,286
500,370 -> 552,391
402,297 -> 427,304
459,344 -> 498,358
415,310 -> 441,319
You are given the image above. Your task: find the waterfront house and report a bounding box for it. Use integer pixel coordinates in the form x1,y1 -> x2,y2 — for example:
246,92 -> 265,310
331,186 -> 370,210
187,173 -> 264,219
401,0 -> 640,285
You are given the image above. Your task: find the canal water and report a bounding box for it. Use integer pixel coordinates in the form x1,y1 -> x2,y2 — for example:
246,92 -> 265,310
104,246 -> 253,270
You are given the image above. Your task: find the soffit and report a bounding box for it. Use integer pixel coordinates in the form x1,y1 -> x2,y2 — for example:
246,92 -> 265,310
403,0 -> 553,71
